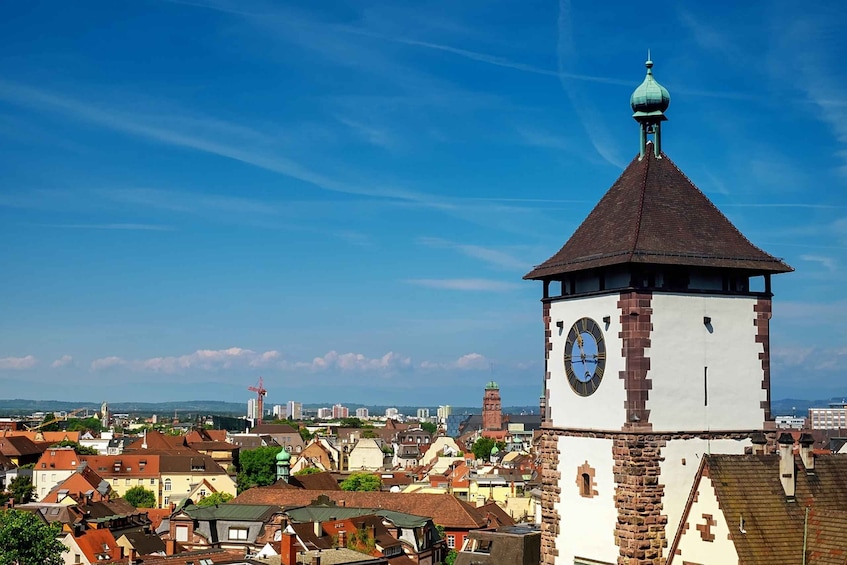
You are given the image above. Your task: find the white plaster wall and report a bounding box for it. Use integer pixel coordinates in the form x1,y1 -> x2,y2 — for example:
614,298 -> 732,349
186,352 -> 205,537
554,435 -> 617,565
674,476 -> 738,565
548,296 -> 627,431
660,437 -> 750,549
648,294 -> 766,431
348,439 -> 384,470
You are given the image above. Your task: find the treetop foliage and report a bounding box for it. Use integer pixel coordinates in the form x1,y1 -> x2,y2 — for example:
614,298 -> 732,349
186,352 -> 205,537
0,509 -> 66,565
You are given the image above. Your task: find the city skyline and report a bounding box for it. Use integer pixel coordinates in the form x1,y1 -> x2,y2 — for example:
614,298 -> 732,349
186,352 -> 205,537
2,1 -> 847,406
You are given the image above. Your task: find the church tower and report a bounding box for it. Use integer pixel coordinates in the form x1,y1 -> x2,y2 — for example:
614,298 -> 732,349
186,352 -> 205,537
482,381 -> 503,431
525,59 -> 792,565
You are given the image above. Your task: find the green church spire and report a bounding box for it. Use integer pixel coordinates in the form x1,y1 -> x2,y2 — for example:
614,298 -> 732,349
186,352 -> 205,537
630,55 -> 670,159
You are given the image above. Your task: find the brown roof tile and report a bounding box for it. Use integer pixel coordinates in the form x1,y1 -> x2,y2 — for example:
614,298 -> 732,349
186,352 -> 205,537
233,488 -> 487,529
672,454 -> 847,564
525,146 -> 792,279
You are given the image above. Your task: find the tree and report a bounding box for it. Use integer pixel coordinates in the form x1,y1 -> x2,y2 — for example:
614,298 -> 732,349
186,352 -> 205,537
299,427 -> 313,442
340,417 -> 364,428
66,417 -> 103,433
471,437 -> 506,461
123,486 -> 156,508
348,526 -> 376,553
195,492 -> 234,507
444,549 -> 458,565
38,413 -> 61,432
420,422 -> 437,435
237,446 -> 282,492
0,509 -> 66,565
340,473 -> 382,492
49,439 -> 98,455
6,476 -> 35,504
294,467 -> 321,476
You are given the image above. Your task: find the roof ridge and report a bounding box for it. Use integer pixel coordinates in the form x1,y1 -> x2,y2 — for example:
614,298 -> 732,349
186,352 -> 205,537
628,151 -> 651,262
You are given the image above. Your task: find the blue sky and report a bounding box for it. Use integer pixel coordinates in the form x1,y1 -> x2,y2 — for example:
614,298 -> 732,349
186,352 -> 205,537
2,1 -> 846,409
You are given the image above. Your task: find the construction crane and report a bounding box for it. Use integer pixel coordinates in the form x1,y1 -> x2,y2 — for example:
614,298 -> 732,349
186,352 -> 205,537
25,407 -> 87,431
248,377 -> 267,426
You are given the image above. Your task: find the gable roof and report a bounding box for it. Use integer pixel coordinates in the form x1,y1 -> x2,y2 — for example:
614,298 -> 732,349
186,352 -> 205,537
42,465 -> 109,503
71,528 -> 122,563
233,488 -> 487,529
289,471 -> 342,491
525,145 -> 792,279
0,435 -> 42,457
671,454 -> 847,564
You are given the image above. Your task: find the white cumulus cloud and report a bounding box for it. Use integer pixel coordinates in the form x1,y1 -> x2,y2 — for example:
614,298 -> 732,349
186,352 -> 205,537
51,355 -> 74,368
0,355 -> 37,370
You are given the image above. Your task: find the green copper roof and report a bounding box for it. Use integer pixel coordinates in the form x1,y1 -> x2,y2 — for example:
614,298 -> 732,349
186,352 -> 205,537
630,59 -> 670,118
485,381 -> 499,390
276,446 -> 291,463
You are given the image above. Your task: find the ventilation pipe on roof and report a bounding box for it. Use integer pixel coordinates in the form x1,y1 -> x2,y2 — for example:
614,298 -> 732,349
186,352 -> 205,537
799,433 -> 815,473
778,433 -> 795,501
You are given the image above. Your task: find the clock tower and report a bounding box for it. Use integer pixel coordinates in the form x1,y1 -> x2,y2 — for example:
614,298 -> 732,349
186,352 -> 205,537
525,60 -> 792,565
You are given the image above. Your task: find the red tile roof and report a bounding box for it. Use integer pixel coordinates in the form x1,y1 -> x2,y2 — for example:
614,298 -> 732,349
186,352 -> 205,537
671,454 -> 847,564
233,488 -> 487,529
525,145 -> 792,279
72,528 -> 122,563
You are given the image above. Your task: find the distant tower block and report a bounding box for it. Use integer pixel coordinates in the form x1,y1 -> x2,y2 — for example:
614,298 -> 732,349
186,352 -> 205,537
482,381 -> 502,431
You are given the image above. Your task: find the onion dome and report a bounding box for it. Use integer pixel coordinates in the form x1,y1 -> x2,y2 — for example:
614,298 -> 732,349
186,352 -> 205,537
276,447 -> 291,463
630,59 -> 670,118
485,381 -> 499,390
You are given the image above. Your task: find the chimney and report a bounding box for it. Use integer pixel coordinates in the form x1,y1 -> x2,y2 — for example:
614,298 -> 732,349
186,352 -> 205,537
314,521 -> 322,538
749,432 -> 767,455
165,540 -> 176,555
778,432 -> 795,500
311,554 -> 321,565
799,433 -> 815,472
337,530 -> 347,548
280,532 -> 298,565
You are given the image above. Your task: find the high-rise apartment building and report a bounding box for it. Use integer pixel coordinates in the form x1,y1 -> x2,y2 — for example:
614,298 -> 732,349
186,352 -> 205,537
385,408 -> 399,419
356,408 -> 369,419
417,408 -> 430,419
437,405 -> 452,420
332,404 -> 348,419
317,407 -> 332,419
286,401 -> 302,421
272,404 -> 286,419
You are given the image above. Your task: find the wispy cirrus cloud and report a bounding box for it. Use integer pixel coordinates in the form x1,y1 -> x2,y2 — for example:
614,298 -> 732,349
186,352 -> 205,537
40,223 -> 173,231
417,237 -> 529,271
556,0 -> 626,169
800,254 -> 838,272
0,355 -> 37,370
0,81 -> 427,203
404,278 -> 522,292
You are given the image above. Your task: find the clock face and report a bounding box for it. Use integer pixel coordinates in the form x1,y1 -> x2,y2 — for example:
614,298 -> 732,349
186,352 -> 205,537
563,317 -> 607,396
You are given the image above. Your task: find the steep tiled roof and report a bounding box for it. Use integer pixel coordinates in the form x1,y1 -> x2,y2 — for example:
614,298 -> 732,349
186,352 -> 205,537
289,471 -> 342,491
72,528 -> 122,563
158,454 -> 225,474
525,146 -> 792,279
42,466 -> 109,503
124,431 -> 187,452
81,454 -> 160,477
673,454 -> 847,564
233,488 -> 487,529
0,435 -> 42,457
